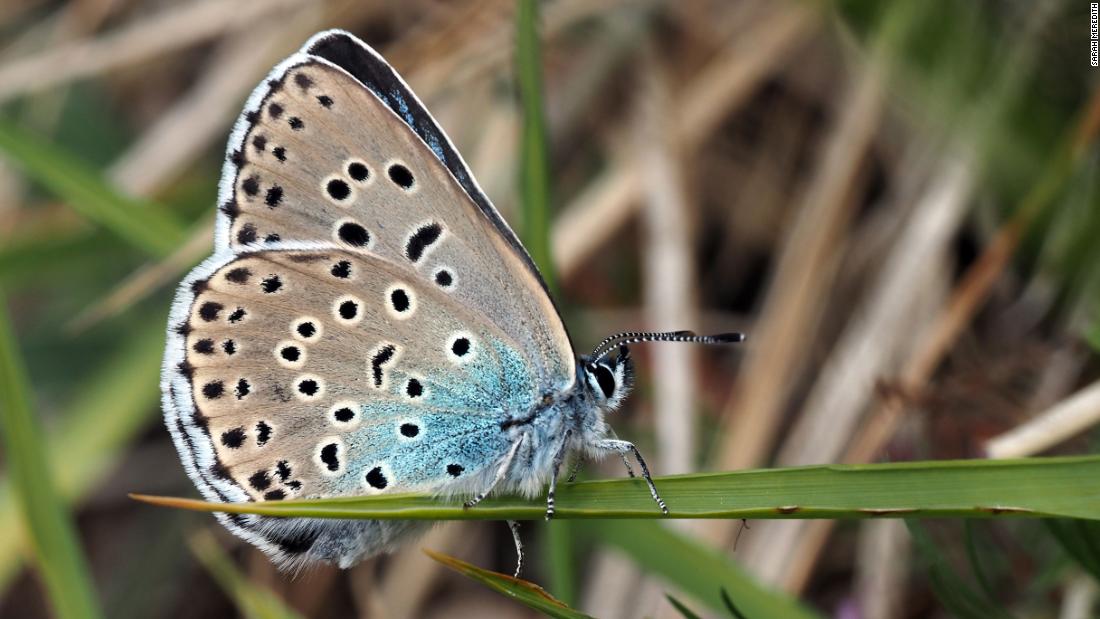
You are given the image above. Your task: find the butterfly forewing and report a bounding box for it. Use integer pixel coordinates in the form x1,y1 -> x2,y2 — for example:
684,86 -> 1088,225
219,41 -> 572,391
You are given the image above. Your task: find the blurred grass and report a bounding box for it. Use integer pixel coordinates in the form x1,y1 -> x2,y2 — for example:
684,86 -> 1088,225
907,521 -> 1013,619
515,0 -> 572,603
0,312 -> 165,591
586,520 -> 820,618
483,513 -> 811,619
1045,519 -> 1100,583
515,0 -> 555,292
426,549 -> 592,619
189,530 -> 304,619
0,288 -> 103,619
0,117 -> 186,257
133,455 -> 1100,521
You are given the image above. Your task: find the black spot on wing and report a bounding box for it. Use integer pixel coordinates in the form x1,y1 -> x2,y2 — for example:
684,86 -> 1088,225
255,420 -> 272,446
294,72 -> 314,90
237,224 -> 258,245
320,443 -> 340,471
269,527 -> 318,555
371,345 -> 395,388
225,267 -> 251,284
265,185 -> 284,207
303,33 -> 549,292
365,466 -> 388,489
405,223 -> 441,262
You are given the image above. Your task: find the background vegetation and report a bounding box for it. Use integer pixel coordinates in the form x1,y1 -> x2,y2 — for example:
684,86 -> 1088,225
0,0 -> 1098,617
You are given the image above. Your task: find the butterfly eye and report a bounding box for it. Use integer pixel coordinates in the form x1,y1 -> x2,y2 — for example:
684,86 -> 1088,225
594,365 -> 616,399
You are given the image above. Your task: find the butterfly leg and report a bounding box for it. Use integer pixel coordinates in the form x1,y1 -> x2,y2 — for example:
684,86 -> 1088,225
566,457 -> 583,483
507,519 -> 524,578
465,433 -> 526,509
545,429 -> 572,520
596,439 -> 668,515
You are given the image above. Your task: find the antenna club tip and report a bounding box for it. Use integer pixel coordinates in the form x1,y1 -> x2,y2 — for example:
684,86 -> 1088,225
713,332 -> 746,343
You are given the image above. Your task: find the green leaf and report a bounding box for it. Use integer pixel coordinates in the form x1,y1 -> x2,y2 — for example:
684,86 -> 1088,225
585,521 -> 818,619
189,530 -> 304,619
133,455 -> 1100,521
0,117 -> 186,257
0,288 -> 103,619
907,521 -> 1014,619
515,0 -> 555,291
426,549 -> 592,619
1045,519 -> 1100,583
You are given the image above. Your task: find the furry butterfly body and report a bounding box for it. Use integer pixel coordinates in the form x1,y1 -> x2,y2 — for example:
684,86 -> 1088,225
163,30 -> 738,570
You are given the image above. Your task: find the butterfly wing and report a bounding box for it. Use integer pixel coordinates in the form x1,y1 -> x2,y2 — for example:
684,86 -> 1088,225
215,29 -> 574,387
163,31 -> 574,566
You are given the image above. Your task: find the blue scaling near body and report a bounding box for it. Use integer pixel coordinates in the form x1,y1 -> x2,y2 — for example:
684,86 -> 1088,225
160,29 -> 744,575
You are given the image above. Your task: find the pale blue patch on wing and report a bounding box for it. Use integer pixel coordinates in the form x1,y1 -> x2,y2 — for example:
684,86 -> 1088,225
324,338 -> 536,494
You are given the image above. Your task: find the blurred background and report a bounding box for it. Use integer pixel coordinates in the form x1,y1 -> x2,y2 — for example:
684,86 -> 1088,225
1,0 -> 1098,617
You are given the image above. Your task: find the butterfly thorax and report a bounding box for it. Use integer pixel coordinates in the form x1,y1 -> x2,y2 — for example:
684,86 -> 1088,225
493,347 -> 634,498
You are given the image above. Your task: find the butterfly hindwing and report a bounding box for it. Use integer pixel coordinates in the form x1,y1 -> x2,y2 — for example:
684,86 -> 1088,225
171,246 -> 537,504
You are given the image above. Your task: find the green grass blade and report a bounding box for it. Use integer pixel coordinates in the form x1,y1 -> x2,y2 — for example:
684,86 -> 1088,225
515,0 -> 571,600
132,456 -> 1100,521
665,594 -> 704,619
0,313 -> 165,592
0,118 -> 186,257
0,288 -> 103,619
907,521 -> 1014,619
189,531 -> 304,619
586,521 -> 820,619
1045,519 -> 1100,582
426,549 -> 593,619
515,0 -> 555,291
542,520 -> 577,606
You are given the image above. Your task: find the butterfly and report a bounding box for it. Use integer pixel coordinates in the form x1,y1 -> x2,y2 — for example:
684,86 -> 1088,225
161,29 -> 743,574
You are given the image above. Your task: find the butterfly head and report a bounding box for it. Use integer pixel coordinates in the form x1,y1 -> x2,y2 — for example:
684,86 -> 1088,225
581,330 -> 747,411
580,345 -> 634,411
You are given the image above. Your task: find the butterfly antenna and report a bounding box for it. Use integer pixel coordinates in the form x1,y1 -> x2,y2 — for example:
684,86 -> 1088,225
591,330 -> 745,362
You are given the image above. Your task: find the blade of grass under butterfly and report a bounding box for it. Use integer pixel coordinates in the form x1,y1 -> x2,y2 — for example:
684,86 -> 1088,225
584,520 -> 820,619
132,455 -> 1100,521
189,530 -> 305,619
425,549 -> 593,619
0,313 -> 165,593
0,288 -> 103,619
0,118 -> 186,257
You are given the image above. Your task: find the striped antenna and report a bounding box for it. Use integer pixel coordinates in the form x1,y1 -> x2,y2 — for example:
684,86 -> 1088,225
590,330 -> 745,362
